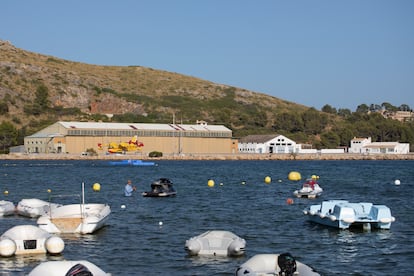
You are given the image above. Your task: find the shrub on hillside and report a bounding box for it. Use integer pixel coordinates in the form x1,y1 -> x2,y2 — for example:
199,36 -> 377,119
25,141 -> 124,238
149,151 -> 163,158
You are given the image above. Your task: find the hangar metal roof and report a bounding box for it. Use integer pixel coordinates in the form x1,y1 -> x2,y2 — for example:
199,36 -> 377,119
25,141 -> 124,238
58,121 -> 231,132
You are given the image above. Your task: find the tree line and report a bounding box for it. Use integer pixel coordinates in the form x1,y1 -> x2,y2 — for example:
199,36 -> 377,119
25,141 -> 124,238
272,103 -> 414,151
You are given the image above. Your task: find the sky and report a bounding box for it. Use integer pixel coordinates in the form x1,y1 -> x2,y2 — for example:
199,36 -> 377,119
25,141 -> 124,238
1,1 -> 413,111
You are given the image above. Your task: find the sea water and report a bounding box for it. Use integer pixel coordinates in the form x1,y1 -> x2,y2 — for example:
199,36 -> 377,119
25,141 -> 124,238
0,159 -> 413,275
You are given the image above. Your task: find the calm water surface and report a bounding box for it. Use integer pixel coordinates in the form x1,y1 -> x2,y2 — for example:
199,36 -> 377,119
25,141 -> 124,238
0,160 -> 413,275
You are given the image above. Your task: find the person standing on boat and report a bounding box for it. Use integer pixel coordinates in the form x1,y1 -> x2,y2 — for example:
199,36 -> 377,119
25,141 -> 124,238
124,179 -> 136,196
308,175 -> 318,189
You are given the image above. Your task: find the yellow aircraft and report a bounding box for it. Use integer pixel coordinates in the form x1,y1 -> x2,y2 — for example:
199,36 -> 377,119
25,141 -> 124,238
98,136 -> 144,154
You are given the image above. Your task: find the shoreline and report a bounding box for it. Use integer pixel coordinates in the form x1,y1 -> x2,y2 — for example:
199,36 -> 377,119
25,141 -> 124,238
2,153 -> 414,161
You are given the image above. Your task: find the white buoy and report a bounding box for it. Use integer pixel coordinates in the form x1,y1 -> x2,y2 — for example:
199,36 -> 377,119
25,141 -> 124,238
121,205 -> 126,209
394,179 -> 401,185
0,238 -> 16,257
159,221 -> 163,226
45,236 -> 65,254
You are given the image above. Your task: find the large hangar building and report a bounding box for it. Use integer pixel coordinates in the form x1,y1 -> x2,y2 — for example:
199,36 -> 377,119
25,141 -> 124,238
24,121 -> 235,156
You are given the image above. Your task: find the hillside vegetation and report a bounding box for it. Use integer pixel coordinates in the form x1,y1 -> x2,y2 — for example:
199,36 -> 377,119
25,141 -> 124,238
0,39 -> 413,152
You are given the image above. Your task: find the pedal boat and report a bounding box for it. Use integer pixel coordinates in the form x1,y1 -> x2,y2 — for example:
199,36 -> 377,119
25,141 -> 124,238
303,200 -> 395,230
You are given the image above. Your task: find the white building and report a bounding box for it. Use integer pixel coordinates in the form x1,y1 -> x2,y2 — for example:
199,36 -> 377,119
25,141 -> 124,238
349,137 -> 410,154
238,134 -> 298,154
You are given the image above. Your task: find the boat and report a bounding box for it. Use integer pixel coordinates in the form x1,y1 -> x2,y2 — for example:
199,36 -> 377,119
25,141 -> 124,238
0,225 -> 64,257
108,159 -> 155,166
28,260 -> 110,276
0,200 -> 15,216
16,198 -> 62,218
185,230 -> 246,257
293,178 -> 323,199
235,253 -> 320,276
303,199 -> 395,230
142,178 -> 177,197
37,183 -> 111,234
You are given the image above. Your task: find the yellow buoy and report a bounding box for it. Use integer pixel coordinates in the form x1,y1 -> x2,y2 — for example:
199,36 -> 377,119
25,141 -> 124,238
3,190 -> 8,195
47,189 -> 52,193
311,175 -> 319,180
207,179 -> 215,187
92,183 -> 101,192
264,176 -> 271,184
288,171 -> 301,181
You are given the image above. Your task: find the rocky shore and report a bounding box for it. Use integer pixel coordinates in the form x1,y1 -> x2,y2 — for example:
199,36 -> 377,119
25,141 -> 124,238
2,153 -> 414,161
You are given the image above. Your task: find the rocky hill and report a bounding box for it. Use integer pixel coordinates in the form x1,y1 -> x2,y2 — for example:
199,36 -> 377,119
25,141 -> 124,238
0,39 -> 308,137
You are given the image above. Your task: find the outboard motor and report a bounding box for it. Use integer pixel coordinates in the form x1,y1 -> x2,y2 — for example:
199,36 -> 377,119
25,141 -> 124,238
278,253 -> 297,276
65,263 -> 93,276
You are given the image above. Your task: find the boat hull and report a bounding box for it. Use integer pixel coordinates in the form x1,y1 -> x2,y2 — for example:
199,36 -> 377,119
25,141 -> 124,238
293,190 -> 322,199
142,191 -> 177,197
37,204 -> 111,234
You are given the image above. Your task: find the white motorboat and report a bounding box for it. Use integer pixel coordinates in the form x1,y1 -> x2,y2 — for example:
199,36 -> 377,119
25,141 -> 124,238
235,253 -> 320,276
185,230 -> 246,257
293,177 -> 323,198
28,260 -> 111,276
0,200 -> 15,216
37,203 -> 111,234
303,199 -> 395,230
37,183 -> 111,234
16,198 -> 62,218
0,225 -> 64,257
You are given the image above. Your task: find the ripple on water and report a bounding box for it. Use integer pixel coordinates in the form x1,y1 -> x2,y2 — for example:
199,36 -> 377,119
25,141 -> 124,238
0,160 -> 413,275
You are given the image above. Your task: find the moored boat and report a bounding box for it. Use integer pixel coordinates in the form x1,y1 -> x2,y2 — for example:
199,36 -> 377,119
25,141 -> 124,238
36,183 -> 111,234
142,178 -> 176,197
235,253 -> 320,276
0,200 -> 15,216
185,230 -> 246,257
16,198 -> 62,218
0,225 -> 64,257
293,176 -> 323,199
37,203 -> 111,234
108,159 -> 155,166
303,199 -> 395,230
28,260 -> 110,276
